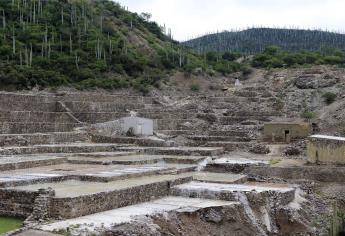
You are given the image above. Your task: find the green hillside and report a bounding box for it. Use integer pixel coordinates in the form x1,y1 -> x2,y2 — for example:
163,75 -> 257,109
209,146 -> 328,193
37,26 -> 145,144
3,1 -> 343,92
184,28 -> 345,54
1,0 -> 234,91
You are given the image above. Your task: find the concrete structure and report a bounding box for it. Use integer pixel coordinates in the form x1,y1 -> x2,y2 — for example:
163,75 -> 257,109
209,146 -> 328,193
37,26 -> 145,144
263,122 -> 310,143
307,135 -> 345,165
119,117 -> 153,136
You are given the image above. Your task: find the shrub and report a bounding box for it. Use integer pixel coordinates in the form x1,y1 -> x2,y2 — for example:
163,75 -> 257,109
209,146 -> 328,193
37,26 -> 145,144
206,52 -> 218,62
214,63 -> 232,75
251,46 -> 345,69
264,46 -> 281,56
190,82 -> 200,92
301,111 -> 315,120
322,92 -> 337,104
251,54 -> 271,67
222,52 -> 240,61
241,66 -> 253,76
265,58 -> 284,68
324,56 -> 344,65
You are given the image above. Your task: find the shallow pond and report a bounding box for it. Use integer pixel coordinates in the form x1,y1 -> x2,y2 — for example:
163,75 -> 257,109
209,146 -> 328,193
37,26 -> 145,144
0,216 -> 23,234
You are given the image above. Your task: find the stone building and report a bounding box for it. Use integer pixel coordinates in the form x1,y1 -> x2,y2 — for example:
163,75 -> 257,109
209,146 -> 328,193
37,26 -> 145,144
263,122 -> 310,143
307,135 -> 345,164
120,117 -> 153,136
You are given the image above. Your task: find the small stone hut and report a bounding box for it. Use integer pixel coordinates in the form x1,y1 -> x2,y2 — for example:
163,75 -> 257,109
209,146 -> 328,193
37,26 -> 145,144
307,135 -> 345,164
120,117 -> 153,136
263,122 -> 310,143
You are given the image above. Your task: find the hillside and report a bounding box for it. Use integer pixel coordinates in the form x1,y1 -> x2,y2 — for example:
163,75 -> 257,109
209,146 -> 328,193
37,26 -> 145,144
2,2 -> 345,92
0,0 -> 214,91
184,28 -> 345,54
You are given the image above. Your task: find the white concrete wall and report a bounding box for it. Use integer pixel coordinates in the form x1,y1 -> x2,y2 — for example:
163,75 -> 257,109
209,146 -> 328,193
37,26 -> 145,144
120,117 -> 153,136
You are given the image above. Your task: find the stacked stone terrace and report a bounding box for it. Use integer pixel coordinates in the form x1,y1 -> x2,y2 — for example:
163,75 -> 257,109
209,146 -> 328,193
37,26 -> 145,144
0,89 -> 301,235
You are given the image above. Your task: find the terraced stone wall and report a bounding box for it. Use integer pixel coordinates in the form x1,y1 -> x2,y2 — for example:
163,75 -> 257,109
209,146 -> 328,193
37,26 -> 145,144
246,166 -> 345,182
50,177 -> 191,219
0,189 -> 40,217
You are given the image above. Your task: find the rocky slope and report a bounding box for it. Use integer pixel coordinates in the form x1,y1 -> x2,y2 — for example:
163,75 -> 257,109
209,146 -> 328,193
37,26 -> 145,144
154,65 -> 345,135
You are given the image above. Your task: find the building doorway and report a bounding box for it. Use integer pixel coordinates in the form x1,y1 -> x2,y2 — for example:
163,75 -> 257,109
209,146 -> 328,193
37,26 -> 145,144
284,130 -> 290,143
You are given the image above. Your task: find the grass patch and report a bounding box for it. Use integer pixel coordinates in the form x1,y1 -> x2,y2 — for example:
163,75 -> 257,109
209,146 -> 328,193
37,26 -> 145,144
269,159 -> 281,165
0,216 -> 24,234
301,111 -> 316,120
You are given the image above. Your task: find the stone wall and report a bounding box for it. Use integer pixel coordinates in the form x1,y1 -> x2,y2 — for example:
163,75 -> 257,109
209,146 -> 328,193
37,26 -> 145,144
0,176 -> 68,188
307,135 -> 345,164
0,122 -> 81,134
0,132 -> 89,147
91,135 -> 166,147
171,186 -> 295,207
0,158 -> 66,171
0,189 -> 40,217
50,177 -> 191,219
0,111 -> 75,123
246,166 -> 345,182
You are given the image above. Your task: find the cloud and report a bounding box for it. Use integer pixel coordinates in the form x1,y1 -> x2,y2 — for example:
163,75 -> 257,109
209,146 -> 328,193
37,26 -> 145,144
116,0 -> 345,41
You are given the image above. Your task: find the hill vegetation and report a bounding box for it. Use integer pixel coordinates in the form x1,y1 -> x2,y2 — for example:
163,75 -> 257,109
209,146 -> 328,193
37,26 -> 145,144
1,1 -> 345,92
252,46 -> 345,68
0,0 -> 177,90
0,0 -> 244,91
184,28 -> 345,54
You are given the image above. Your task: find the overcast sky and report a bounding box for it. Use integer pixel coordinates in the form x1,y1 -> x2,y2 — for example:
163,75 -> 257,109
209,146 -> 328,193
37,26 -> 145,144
116,0 -> 345,41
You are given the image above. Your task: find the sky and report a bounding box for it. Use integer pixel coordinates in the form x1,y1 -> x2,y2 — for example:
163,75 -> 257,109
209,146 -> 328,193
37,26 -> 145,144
115,0 -> 345,41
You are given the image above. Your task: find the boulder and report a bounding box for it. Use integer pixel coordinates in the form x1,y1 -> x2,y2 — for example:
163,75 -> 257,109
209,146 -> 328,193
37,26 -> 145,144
294,74 -> 338,89
294,76 -> 317,89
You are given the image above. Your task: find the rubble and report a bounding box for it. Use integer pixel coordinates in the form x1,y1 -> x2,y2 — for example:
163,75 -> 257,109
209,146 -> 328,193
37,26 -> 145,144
283,140 -> 307,157
249,144 -> 271,154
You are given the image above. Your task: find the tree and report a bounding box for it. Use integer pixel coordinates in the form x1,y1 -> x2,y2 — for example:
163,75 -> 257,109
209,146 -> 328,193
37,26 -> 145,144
264,46 -> 281,56
206,51 -> 218,62
140,12 -> 152,22
222,52 -> 238,61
